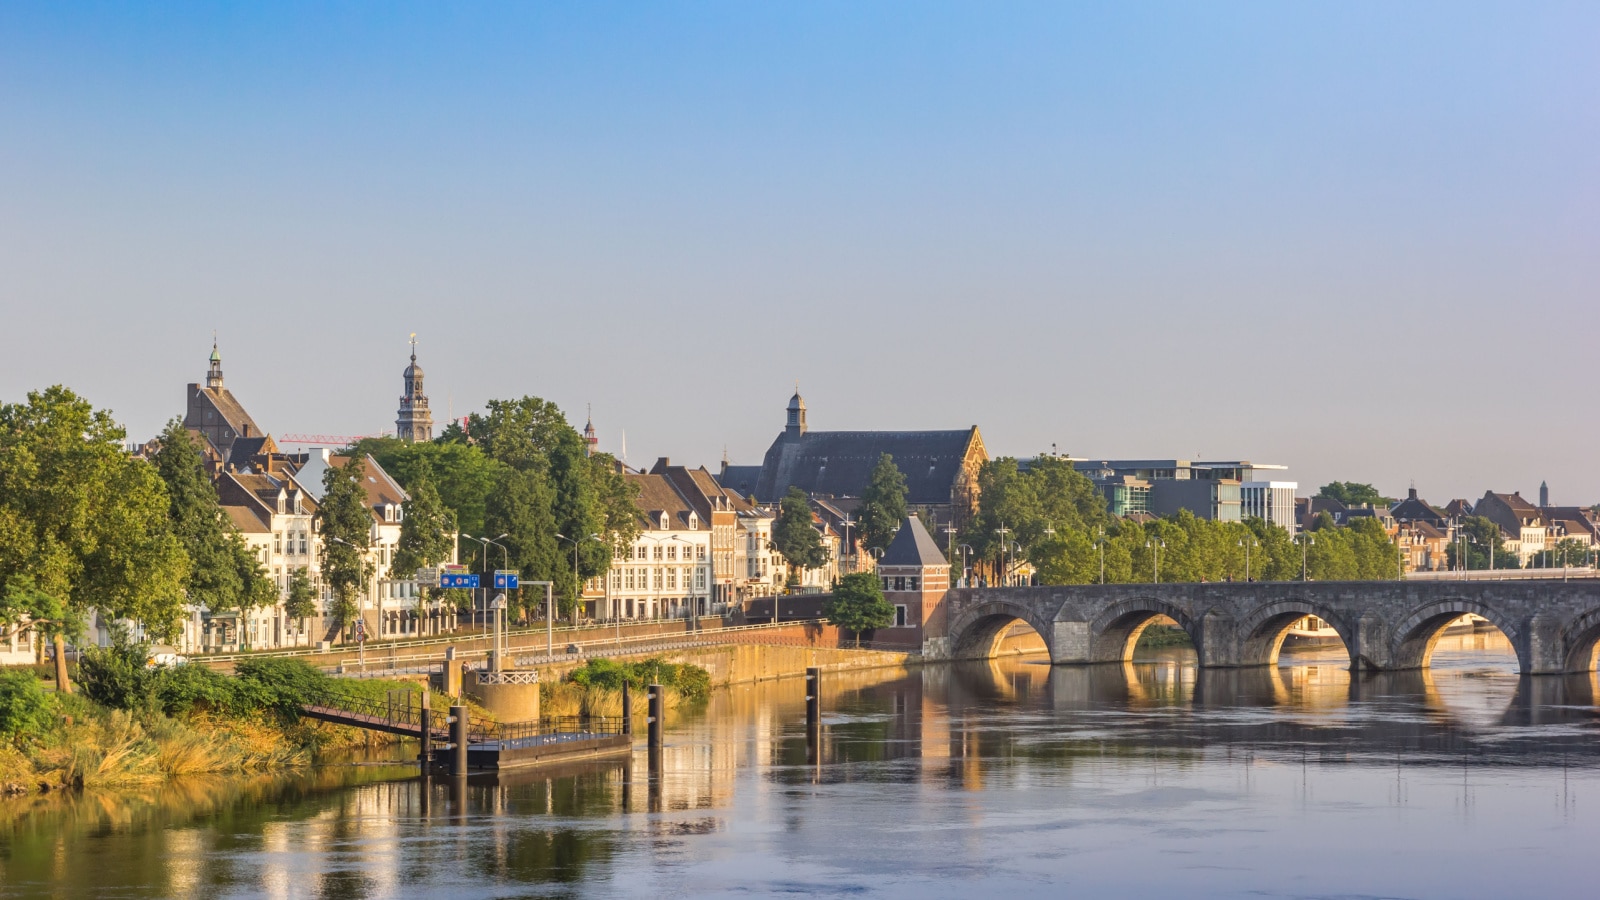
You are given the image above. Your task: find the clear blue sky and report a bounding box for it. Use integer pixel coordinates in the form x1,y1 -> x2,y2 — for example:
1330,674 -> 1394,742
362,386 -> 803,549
2,2 -> 1596,503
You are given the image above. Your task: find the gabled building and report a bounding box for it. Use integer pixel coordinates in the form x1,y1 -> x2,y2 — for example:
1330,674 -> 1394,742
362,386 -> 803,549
1390,488 -> 1448,528
605,470 -> 715,620
210,473 -> 318,652
742,390 -> 987,533
875,516 -> 951,647
1475,491 -> 1546,564
183,342 -> 271,473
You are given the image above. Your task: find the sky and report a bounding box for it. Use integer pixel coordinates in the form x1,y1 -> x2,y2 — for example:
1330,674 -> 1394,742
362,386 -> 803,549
2,2 -> 1596,504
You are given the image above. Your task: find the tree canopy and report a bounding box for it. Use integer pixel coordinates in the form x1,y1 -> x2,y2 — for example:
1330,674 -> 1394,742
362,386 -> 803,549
961,455 -> 1107,569
1315,481 -> 1392,507
0,387 -> 189,690
825,572 -> 895,644
856,454 -> 908,554
315,456 -> 373,637
771,487 -> 827,584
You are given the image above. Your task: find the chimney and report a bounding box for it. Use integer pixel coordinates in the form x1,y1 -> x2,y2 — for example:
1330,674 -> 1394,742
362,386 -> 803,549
1408,488 -> 1418,500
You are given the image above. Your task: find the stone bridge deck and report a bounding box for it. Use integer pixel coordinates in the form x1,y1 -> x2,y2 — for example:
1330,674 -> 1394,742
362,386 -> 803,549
929,581 -> 1600,674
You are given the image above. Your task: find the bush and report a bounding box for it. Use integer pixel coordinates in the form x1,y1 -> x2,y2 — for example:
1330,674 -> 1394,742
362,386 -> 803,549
77,640 -> 156,711
0,671 -> 55,739
566,656 -> 711,701
233,658 -> 331,712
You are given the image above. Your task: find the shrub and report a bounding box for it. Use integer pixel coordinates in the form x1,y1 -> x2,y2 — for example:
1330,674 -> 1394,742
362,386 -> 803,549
565,656 -> 710,701
233,658 -> 332,712
0,671 -> 55,739
77,640 -> 156,711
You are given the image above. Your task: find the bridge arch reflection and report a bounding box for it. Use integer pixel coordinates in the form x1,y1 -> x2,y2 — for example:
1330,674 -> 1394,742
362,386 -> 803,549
1390,599 -> 1526,672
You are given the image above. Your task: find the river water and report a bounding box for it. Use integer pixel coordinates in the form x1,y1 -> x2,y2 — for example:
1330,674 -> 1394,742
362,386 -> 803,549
3,631 -> 1598,898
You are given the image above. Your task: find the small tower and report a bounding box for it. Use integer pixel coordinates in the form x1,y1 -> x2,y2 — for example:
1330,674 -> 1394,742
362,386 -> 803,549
877,515 -> 952,648
582,406 -> 598,457
206,340 -> 224,390
785,386 -> 807,437
1540,481 -> 1549,507
395,334 -> 435,443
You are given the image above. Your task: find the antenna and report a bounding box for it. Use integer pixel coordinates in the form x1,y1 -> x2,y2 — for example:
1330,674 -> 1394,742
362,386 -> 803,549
620,429 -> 627,464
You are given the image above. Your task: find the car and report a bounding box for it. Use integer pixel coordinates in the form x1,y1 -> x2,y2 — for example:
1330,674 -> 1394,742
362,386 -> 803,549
146,652 -> 189,669
565,643 -> 581,655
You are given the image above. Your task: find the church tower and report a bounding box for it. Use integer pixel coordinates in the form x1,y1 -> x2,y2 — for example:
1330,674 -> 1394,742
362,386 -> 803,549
206,340 -> 224,389
785,387 -> 807,437
583,406 -> 599,457
395,335 -> 434,442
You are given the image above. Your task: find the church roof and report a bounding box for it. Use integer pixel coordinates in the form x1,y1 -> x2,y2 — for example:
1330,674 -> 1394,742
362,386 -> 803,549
715,464 -> 763,498
754,428 -> 981,505
878,515 -> 947,567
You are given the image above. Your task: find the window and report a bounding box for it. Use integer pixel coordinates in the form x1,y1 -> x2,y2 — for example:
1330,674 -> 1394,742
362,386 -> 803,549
882,577 -> 892,591
654,545 -> 663,560
667,569 -> 678,590
894,605 -> 908,627
653,569 -> 663,590
298,534 -> 308,555
696,570 -> 707,590
274,533 -> 283,554
697,546 -> 707,560
893,576 -> 906,592
667,545 -> 677,561
909,576 -> 920,591
636,544 -> 647,560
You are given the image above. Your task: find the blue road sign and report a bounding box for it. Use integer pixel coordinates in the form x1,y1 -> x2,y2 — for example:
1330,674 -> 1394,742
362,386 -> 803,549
494,570 -> 519,590
441,573 -> 480,589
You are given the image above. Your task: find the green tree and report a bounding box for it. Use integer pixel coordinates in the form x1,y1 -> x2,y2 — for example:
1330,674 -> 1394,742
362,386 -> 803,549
392,471 -> 456,579
1446,515 -> 1519,570
825,572 -> 895,646
283,567 -> 317,634
1315,481 -> 1391,506
315,457 -> 373,640
771,487 -> 826,586
0,387 -> 189,692
856,454 -> 908,554
485,466 -> 560,620
469,397 -> 617,612
962,456 -> 1107,578
151,419 -> 274,625
350,435 -> 495,544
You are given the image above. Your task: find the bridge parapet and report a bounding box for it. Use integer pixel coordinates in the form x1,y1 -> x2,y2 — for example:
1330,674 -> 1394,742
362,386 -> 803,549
929,581 -> 1600,674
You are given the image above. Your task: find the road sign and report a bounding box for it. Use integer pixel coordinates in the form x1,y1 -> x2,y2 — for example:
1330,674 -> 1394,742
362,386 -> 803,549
494,570 -> 519,590
416,566 -> 440,587
440,573 -> 480,589
354,620 -> 367,643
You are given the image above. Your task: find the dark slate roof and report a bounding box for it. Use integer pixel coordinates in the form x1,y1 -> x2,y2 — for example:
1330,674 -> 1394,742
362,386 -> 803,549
716,464 -> 763,498
878,516 -> 947,567
754,428 -> 978,505
1390,489 -> 1446,525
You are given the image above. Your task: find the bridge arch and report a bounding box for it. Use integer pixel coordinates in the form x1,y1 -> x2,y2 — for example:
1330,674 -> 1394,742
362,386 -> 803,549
1237,599 -> 1355,668
1390,599 -> 1527,673
1559,607 -> 1600,673
947,599 -> 1059,662
1088,597 -> 1199,664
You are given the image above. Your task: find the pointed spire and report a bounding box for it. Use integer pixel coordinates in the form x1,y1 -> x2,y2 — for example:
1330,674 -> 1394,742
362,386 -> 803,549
206,336 -> 224,389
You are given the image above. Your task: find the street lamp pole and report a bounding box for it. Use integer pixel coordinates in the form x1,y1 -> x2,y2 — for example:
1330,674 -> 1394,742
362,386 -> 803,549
1145,538 -> 1165,584
957,544 -> 973,587
1298,532 -> 1315,581
995,523 -> 1011,586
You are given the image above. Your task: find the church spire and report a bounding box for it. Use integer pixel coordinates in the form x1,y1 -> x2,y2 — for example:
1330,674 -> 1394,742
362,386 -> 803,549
583,404 -> 598,457
206,336 -> 224,390
396,333 -> 434,442
785,384 -> 807,437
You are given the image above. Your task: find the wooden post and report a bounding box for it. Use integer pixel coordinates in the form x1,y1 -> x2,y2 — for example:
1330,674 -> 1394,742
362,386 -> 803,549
647,684 -> 663,750
449,705 -> 469,776
418,689 -> 432,773
805,666 -> 821,764
621,681 -> 633,736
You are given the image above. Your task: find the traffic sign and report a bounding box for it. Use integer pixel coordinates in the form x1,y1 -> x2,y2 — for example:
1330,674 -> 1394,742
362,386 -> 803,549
354,620 -> 367,643
494,570 -> 519,590
416,566 -> 440,587
440,573 -> 480,589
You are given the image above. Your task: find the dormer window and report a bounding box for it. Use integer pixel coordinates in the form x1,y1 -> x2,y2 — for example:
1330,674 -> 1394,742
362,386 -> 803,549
276,493 -> 286,515
658,513 -> 669,529
687,513 -> 699,530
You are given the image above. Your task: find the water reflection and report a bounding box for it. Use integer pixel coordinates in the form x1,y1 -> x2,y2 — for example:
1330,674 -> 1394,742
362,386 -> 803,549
3,635 -> 1598,897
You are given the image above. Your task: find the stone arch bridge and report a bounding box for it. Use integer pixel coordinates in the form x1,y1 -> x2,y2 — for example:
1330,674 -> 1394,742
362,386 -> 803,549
927,581 -> 1600,674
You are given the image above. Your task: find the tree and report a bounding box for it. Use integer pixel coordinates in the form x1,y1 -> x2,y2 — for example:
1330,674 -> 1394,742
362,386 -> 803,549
315,457 -> 373,639
1315,482 -> 1391,507
392,471 -> 456,579
484,466 -> 560,620
151,418 -> 274,625
856,454 -> 908,554
283,567 -> 317,635
468,397 -> 618,613
1446,515 -> 1519,570
962,456 -> 1108,579
771,487 -> 826,586
0,387 -> 189,692
825,572 -> 894,646
350,435 -> 495,544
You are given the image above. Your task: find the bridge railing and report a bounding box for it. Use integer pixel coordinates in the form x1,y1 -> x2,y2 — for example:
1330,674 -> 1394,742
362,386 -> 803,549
300,686 -> 440,732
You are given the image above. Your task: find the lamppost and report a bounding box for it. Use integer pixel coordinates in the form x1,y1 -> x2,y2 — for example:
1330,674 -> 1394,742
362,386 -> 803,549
1239,536 -> 1258,582
1297,532 -> 1315,582
1094,527 -> 1106,584
556,533 -> 603,624
1145,538 -> 1165,584
840,515 -> 855,574
995,523 -> 1011,586
1007,541 -> 1024,586
461,533 -> 508,636
957,544 -> 974,587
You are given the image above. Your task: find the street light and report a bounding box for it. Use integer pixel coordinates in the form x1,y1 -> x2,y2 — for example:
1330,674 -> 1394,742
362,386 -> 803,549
461,533 -> 509,635
957,544 -> 974,587
1239,536 -> 1258,582
1007,541 -> 1024,587
1145,538 -> 1165,584
556,533 -> 604,624
1297,532 -> 1316,582
995,523 -> 1011,586
1094,527 -> 1106,585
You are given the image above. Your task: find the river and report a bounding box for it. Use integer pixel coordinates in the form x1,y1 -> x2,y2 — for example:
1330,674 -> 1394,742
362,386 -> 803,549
3,630 -> 1597,898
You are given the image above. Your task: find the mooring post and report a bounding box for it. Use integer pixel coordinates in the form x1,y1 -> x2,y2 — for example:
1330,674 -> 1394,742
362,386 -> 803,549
647,684 -> 663,749
805,666 -> 821,764
418,689 -> 432,774
449,704 -> 469,776
621,681 -> 633,736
